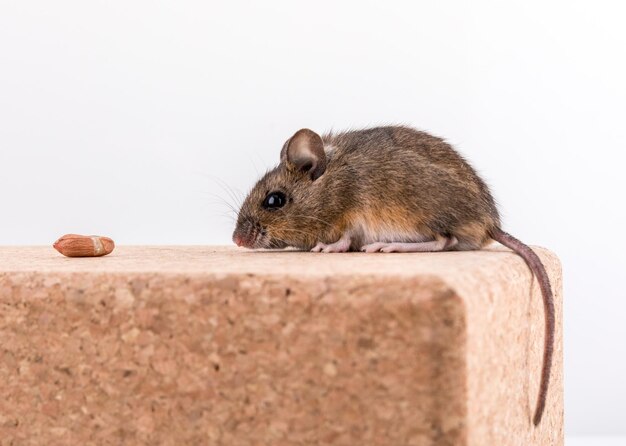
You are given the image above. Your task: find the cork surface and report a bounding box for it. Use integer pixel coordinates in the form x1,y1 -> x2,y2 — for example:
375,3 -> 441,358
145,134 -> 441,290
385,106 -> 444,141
0,246 -> 563,445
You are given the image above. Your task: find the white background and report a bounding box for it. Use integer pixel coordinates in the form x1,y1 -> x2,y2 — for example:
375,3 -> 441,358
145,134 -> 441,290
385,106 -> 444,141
1,0 -> 625,438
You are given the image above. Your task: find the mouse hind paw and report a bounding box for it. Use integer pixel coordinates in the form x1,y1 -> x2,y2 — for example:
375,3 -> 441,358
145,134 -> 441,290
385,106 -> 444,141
361,237 -> 458,253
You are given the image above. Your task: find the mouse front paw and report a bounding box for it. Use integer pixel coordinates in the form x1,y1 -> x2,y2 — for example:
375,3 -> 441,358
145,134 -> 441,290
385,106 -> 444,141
310,235 -> 351,253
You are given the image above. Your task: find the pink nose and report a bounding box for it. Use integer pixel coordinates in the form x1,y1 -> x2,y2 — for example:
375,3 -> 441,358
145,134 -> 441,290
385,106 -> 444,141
233,232 -> 251,247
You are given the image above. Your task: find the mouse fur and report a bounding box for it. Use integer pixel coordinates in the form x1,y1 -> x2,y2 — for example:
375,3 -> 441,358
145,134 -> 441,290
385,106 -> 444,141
234,125 -> 499,252
233,125 -> 554,426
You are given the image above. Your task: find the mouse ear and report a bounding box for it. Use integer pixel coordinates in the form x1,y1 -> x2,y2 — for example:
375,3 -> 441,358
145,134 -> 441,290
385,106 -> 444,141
281,129 -> 327,181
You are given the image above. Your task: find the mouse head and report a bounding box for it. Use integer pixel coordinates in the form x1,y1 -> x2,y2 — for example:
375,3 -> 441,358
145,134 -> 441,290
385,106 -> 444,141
233,128 -> 329,249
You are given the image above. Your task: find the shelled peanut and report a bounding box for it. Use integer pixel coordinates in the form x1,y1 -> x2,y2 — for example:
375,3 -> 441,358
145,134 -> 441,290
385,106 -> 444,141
53,234 -> 115,257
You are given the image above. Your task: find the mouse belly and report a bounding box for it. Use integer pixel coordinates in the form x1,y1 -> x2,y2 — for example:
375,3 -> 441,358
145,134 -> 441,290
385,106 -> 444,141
350,217 -> 433,247
348,215 -> 490,252
310,223 -> 459,253
309,216 -> 486,253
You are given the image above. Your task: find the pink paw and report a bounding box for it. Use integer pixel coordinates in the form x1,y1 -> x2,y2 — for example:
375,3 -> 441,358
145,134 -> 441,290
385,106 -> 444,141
311,238 -> 351,253
311,243 -> 326,253
361,243 -> 387,253
361,242 -> 414,253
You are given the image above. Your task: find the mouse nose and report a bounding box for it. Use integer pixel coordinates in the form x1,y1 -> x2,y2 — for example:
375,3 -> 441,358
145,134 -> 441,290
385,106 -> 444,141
233,220 -> 262,248
233,234 -> 245,247
233,227 -> 252,248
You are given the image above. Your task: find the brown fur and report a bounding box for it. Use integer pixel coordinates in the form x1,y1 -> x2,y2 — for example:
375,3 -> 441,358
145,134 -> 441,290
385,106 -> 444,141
233,125 -> 553,426
234,125 -> 499,251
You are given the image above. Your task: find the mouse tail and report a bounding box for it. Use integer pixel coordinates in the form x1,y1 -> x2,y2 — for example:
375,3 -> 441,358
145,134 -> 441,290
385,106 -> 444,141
489,227 -> 555,426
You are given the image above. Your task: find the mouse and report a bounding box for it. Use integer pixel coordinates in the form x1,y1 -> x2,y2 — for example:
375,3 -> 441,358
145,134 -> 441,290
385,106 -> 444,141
232,125 -> 554,426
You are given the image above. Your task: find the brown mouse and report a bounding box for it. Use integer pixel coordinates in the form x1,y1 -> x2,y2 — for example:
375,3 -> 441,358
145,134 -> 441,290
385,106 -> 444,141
232,125 -> 554,426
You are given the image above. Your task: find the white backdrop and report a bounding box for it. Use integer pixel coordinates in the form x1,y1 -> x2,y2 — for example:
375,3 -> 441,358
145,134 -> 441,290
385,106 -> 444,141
1,0 -> 625,436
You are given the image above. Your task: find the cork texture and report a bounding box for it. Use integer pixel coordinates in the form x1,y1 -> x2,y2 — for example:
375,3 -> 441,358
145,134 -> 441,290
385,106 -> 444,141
0,246 -> 563,445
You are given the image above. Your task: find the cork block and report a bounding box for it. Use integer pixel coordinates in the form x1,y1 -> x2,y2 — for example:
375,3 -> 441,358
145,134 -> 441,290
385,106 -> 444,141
0,246 -> 563,445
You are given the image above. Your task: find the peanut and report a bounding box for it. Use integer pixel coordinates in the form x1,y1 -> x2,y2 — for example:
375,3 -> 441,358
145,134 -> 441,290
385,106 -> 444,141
53,234 -> 115,257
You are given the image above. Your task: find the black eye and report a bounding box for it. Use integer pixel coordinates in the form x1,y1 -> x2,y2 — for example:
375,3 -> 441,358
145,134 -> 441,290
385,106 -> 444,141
263,192 -> 287,210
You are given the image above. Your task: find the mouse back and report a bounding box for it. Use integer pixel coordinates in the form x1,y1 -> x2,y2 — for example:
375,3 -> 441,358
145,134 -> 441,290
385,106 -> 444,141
320,126 -> 501,250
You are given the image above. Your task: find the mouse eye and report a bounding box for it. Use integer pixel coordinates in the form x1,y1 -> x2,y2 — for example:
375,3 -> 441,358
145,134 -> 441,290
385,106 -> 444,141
263,191 -> 287,210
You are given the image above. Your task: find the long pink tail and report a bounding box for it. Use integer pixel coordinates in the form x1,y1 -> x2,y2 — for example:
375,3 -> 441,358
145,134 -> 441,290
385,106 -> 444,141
490,228 -> 555,426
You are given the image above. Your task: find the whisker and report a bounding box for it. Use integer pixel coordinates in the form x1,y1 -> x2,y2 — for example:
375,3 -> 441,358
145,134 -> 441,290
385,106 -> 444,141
262,235 -> 293,249
202,175 -> 246,211
216,178 -> 245,209
295,214 -> 334,227
275,228 -> 315,237
211,211 -> 237,221
206,192 -> 240,216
